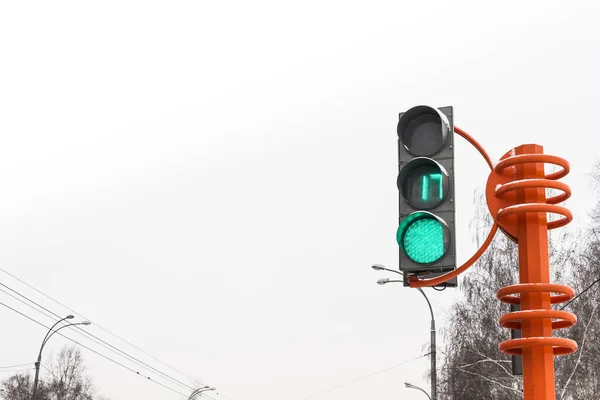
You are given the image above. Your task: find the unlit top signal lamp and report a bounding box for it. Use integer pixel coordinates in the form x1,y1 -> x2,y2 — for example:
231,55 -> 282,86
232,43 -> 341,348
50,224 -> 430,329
398,105 -> 450,157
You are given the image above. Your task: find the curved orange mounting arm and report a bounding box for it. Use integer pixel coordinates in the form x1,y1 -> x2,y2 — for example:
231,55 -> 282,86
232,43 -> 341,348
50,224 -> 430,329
408,126 -> 498,288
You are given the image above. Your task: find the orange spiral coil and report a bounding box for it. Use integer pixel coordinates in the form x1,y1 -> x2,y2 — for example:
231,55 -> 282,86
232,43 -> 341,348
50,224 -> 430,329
490,152 -> 578,356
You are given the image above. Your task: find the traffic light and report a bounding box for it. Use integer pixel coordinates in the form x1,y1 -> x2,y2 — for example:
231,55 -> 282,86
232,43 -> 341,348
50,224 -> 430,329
396,105 -> 456,273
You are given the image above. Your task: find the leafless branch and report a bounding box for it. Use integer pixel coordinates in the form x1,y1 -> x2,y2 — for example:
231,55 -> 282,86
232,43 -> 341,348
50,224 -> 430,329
468,347 -> 513,378
560,300 -> 600,400
458,367 -> 522,394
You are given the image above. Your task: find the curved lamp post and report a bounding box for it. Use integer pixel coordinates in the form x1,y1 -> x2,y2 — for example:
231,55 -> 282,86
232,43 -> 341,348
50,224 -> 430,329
371,264 -> 401,275
188,386 -> 216,399
405,382 -> 432,400
31,316 -> 91,400
373,265 -> 437,400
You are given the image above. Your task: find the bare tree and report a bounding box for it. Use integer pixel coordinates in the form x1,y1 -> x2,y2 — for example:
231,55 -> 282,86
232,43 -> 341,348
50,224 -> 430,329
45,346 -> 94,400
1,374 -> 42,400
1,345 -> 107,400
553,162 -> 600,400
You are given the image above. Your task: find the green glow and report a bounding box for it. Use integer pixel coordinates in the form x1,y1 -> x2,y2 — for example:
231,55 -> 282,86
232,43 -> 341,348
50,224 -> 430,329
421,175 -> 430,201
419,173 -> 443,202
397,214 -> 445,264
430,173 -> 443,199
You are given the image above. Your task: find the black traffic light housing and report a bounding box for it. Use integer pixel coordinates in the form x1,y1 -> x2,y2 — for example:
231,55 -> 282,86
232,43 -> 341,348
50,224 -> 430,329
397,106 -> 456,274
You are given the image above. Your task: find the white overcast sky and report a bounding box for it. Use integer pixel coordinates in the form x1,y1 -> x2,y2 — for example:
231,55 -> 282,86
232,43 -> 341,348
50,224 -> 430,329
0,1 -> 599,400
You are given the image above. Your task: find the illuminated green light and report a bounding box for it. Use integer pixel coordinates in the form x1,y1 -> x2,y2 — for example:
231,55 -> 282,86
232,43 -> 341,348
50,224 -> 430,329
421,175 -> 429,201
397,213 -> 445,264
430,173 -> 443,199
421,173 -> 443,202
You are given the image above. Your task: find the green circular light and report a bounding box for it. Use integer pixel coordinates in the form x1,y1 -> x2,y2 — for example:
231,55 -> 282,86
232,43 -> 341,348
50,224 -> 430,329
397,213 -> 447,264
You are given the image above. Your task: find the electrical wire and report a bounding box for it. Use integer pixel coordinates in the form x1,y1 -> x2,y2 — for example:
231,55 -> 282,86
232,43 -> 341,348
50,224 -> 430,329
294,353 -> 430,400
0,282 -> 197,393
0,363 -> 34,369
559,277 -> 600,310
0,280 -> 234,400
0,288 -> 235,400
41,363 -> 58,381
215,393 -> 236,400
0,367 -> 34,373
0,299 -> 188,398
0,266 -> 208,389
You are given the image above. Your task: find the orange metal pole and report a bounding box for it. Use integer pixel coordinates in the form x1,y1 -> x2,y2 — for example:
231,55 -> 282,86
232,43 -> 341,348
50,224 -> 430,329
515,144 -> 555,399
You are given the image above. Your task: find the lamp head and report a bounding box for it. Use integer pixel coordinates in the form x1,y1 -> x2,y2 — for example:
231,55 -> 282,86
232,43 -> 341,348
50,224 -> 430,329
377,278 -> 390,285
81,321 -> 92,326
66,315 -> 75,319
371,264 -> 385,271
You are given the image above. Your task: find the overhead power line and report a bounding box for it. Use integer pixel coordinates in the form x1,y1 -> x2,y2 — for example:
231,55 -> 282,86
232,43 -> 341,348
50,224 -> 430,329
215,393 -> 236,400
294,353 -> 430,400
0,281 -> 197,393
0,267 -> 240,400
0,266 -> 208,389
0,267 -> 236,400
560,277 -> 600,310
0,363 -> 34,369
0,367 -> 35,373
0,298 -> 189,398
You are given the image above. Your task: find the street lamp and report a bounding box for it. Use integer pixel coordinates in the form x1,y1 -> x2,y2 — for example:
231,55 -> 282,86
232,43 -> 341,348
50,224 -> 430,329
188,386 -> 216,399
371,264 -> 402,275
373,265 -> 437,400
405,382 -> 432,400
377,277 -> 403,285
31,316 -> 91,400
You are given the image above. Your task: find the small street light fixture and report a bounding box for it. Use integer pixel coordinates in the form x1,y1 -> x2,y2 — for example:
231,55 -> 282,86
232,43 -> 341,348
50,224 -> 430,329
377,278 -> 404,285
371,264 -> 402,275
188,386 -> 216,400
405,382 -> 432,400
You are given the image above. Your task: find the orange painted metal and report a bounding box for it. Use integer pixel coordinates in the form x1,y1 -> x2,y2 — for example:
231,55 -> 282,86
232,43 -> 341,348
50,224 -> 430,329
487,144 -> 577,399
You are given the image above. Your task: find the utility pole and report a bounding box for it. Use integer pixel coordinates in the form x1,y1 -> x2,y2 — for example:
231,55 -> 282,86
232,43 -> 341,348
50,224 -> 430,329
417,287 -> 436,400
374,267 -> 436,400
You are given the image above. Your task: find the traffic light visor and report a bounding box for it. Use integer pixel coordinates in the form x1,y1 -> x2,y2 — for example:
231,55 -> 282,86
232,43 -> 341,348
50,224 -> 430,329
397,211 -> 450,264
398,157 -> 449,209
398,106 -> 450,157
